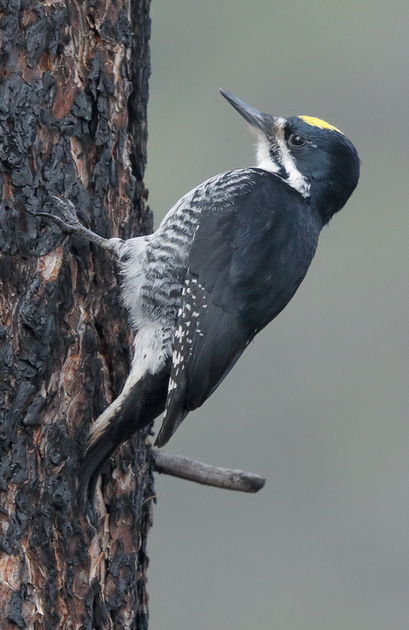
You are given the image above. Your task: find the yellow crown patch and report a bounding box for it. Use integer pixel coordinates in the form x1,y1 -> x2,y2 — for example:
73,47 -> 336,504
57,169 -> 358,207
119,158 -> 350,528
299,116 -> 343,135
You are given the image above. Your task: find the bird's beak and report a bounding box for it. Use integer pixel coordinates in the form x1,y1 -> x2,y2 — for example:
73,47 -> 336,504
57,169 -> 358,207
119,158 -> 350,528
220,89 -> 278,135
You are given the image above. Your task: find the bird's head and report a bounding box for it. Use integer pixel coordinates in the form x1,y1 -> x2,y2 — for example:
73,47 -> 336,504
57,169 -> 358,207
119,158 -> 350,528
220,89 -> 360,225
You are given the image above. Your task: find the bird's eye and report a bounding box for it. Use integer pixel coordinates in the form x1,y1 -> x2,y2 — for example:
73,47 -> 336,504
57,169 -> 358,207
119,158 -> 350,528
289,134 -> 306,148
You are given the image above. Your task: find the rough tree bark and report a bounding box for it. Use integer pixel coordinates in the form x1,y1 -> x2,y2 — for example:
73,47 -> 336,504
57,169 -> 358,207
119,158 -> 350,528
0,1 -> 152,628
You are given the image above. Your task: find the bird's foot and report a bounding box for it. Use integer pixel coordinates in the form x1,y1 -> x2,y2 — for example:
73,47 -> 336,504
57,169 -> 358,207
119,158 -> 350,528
37,196 -> 119,252
37,197 -> 88,236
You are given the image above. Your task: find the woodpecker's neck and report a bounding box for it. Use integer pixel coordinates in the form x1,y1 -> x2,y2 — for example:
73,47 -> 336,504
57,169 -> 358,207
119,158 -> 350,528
309,180 -> 356,226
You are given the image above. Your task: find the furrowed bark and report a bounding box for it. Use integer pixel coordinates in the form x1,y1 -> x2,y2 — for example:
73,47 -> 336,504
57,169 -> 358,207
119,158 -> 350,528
0,1 -> 152,628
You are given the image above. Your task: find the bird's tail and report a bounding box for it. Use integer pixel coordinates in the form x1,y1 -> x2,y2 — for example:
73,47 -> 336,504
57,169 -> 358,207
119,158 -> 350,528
79,366 -> 170,516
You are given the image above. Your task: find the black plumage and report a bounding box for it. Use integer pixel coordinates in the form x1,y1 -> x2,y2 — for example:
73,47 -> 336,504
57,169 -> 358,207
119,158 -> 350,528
156,170 -> 322,446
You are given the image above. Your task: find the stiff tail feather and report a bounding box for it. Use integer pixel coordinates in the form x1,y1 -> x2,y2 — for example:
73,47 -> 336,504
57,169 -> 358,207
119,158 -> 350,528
79,366 -> 171,517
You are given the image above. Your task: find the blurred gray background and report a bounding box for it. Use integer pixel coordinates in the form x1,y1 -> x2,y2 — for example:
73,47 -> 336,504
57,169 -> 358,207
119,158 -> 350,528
144,1 -> 409,628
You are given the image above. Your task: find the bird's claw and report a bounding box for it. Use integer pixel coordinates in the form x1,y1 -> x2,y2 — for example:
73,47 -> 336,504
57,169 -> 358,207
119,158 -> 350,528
38,197 -> 85,235
35,196 -> 118,252
36,212 -> 79,234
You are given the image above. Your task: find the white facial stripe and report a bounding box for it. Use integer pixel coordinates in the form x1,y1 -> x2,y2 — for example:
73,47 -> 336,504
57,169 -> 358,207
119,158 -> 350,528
276,134 -> 310,197
255,137 -> 280,174
255,122 -> 311,198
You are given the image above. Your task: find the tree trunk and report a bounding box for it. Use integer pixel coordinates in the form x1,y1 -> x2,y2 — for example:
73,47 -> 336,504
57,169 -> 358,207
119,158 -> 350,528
0,0 -> 152,627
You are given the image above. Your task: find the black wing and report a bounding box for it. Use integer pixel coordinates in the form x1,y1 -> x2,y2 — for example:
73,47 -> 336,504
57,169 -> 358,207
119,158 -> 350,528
155,169 -> 317,447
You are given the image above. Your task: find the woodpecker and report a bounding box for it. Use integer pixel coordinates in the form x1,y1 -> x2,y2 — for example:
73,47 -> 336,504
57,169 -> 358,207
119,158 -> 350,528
42,90 -> 360,504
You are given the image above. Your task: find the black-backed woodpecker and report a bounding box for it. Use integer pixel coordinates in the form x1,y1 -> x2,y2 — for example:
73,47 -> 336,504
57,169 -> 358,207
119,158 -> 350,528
42,89 -> 360,505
